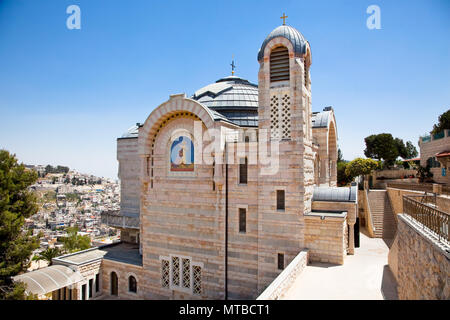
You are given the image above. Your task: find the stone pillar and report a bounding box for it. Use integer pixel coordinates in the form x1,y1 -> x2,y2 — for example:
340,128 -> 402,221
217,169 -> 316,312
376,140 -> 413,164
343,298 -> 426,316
348,223 -> 355,255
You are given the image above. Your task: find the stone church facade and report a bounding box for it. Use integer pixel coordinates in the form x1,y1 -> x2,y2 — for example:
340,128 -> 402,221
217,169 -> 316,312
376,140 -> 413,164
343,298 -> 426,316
23,22 -> 357,300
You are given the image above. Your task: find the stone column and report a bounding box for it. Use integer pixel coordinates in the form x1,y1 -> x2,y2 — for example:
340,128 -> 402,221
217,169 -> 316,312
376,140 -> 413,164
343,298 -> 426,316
348,223 -> 355,255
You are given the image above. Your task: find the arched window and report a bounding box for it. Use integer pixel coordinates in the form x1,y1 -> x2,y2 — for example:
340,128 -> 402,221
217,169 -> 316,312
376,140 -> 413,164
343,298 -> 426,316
270,46 -> 289,82
110,272 -> 118,296
128,276 -> 137,293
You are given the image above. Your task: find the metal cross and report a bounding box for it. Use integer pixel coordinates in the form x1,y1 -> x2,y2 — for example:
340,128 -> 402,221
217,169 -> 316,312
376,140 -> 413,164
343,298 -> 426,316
280,13 -> 288,25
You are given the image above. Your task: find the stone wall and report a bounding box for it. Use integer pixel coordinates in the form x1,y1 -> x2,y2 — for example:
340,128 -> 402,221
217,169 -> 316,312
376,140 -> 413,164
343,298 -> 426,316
390,214 -> 450,300
256,250 -> 309,300
101,259 -> 147,299
419,133 -> 450,185
304,212 -> 347,265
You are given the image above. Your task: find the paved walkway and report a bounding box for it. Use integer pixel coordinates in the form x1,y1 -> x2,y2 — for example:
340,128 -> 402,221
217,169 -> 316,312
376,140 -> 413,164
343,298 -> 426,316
282,230 -> 398,300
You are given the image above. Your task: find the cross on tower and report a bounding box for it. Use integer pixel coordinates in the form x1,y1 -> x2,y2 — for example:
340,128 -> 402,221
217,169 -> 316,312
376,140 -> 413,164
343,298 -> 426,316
230,57 -> 236,76
280,13 -> 288,25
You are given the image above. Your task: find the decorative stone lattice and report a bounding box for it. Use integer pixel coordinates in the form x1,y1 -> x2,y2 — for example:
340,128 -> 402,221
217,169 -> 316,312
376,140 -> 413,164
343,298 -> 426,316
182,258 -> 190,288
270,95 -> 280,140
270,91 -> 291,140
281,94 -> 291,139
172,256 -> 180,286
193,266 -> 202,295
161,260 -> 170,288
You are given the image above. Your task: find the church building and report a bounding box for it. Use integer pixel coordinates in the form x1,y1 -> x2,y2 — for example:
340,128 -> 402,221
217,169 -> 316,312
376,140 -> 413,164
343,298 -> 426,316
16,19 -> 358,300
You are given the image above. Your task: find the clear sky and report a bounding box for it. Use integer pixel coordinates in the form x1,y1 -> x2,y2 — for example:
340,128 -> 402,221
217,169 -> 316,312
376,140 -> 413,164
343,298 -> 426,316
0,0 -> 449,179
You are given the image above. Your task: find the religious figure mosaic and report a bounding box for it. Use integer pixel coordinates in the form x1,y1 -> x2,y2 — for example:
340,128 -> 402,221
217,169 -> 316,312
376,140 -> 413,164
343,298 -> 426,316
170,136 -> 194,171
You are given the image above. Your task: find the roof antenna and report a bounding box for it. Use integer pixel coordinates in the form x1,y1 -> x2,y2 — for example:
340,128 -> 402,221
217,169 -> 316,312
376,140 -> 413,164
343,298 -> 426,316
230,55 -> 236,76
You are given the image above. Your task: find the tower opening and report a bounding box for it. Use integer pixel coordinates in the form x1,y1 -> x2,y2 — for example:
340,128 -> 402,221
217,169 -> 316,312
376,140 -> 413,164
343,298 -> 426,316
270,46 -> 289,82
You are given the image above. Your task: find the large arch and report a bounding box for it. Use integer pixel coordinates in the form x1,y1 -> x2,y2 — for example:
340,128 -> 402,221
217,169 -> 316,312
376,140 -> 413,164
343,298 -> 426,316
138,94 -> 216,157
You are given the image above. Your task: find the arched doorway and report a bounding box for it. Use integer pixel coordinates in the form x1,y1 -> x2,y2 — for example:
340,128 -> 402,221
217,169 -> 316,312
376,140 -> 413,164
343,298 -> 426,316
110,272 -> 118,296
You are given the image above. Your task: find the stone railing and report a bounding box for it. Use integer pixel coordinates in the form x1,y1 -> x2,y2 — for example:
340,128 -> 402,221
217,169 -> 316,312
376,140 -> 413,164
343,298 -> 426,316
101,210 -> 140,229
256,250 -> 309,300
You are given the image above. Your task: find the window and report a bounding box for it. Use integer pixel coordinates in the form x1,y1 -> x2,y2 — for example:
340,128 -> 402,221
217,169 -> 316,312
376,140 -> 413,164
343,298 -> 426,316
68,288 -> 72,300
172,256 -> 180,286
182,258 -> 190,289
278,253 -> 285,270
239,208 -> 246,233
89,279 -> 93,298
239,157 -> 248,184
161,259 -> 170,288
277,190 -> 285,211
270,46 -> 289,82
61,287 -> 66,300
110,272 -> 118,296
212,160 -> 215,191
163,255 -> 202,295
95,274 -> 99,292
128,276 -> 137,293
82,284 -> 87,300
193,266 -> 202,295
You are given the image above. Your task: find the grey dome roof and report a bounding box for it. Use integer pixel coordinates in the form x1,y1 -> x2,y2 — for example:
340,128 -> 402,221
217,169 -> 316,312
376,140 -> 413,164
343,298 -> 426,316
257,25 -> 309,62
192,76 -> 259,127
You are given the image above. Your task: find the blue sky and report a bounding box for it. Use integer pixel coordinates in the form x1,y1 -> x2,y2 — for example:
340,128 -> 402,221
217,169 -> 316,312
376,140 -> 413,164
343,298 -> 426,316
0,0 -> 449,179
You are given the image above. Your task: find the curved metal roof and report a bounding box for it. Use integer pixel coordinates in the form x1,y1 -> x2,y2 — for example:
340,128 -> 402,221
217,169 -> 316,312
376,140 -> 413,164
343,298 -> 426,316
312,111 -> 331,128
13,265 -> 84,296
192,76 -> 259,127
257,25 -> 309,62
312,185 -> 357,203
121,125 -> 139,138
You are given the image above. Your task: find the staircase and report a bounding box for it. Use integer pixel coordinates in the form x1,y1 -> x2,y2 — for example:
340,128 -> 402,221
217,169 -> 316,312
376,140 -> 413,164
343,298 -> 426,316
367,190 -> 397,240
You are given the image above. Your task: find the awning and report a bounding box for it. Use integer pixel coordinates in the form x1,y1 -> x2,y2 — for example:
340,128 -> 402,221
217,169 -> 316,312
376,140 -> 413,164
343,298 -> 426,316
13,265 -> 83,296
436,151 -> 450,158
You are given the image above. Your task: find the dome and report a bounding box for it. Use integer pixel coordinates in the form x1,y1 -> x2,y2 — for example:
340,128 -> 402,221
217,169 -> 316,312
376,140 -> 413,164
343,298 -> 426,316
192,76 -> 259,127
257,25 -> 309,62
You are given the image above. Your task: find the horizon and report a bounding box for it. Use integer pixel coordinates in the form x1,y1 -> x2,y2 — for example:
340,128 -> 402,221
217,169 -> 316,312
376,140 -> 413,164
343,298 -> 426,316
1,0 -> 449,179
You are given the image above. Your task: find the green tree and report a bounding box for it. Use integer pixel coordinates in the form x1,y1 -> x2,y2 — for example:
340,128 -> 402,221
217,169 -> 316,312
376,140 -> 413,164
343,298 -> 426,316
33,247 -> 61,266
364,134 -> 399,165
0,150 -> 40,300
404,141 -> 418,159
61,227 -> 91,253
431,109 -> 450,134
345,158 -> 380,180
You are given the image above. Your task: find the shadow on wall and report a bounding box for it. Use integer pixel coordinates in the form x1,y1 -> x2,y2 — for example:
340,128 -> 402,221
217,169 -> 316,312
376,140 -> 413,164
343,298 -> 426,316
381,265 -> 398,300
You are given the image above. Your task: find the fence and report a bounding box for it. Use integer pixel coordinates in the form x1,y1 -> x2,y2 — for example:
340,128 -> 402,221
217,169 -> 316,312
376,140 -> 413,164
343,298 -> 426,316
386,182 -> 450,196
403,195 -> 449,243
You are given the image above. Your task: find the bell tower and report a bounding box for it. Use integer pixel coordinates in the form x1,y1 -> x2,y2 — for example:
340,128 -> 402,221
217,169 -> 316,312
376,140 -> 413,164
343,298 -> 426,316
256,21 -> 314,293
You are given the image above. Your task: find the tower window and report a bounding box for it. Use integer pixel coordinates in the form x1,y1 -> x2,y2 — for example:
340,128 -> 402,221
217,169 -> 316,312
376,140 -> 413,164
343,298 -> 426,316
270,46 -> 290,82
128,276 -> 137,293
239,157 -> 248,184
278,253 -> 285,270
277,190 -> 285,211
239,208 -> 246,233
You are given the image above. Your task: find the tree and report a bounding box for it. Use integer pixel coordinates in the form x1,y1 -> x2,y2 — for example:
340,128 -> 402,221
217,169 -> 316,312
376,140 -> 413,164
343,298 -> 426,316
0,150 -> 40,300
61,227 -> 91,253
364,133 -> 398,166
33,247 -> 61,266
404,141 -> 418,159
364,133 -> 417,165
345,158 -> 380,180
431,109 -> 450,134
